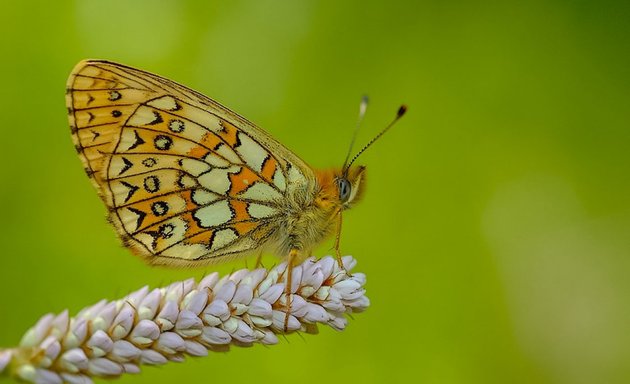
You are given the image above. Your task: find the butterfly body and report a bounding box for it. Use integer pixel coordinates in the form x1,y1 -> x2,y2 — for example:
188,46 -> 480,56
66,60 -> 366,267
267,167 -> 365,261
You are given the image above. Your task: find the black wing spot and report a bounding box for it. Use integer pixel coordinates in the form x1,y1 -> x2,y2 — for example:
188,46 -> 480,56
176,172 -> 187,188
154,135 -> 173,151
159,223 -> 175,238
128,130 -> 146,150
204,231 -> 217,252
119,157 -> 134,175
168,119 -> 185,133
142,157 -> 157,168
144,229 -> 160,249
108,91 -> 121,101
147,111 -> 163,126
112,110 -> 122,118
143,175 -> 160,193
120,181 -> 139,203
127,207 -> 147,230
151,201 -> 169,216
146,223 -> 176,249
90,130 -> 101,142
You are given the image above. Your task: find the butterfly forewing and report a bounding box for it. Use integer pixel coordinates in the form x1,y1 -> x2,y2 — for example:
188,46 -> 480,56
67,60 -> 312,266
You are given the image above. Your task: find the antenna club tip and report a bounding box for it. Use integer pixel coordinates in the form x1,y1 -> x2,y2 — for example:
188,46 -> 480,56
397,105 -> 407,118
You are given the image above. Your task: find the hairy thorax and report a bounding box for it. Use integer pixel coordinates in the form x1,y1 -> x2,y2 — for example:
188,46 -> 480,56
268,170 -> 341,260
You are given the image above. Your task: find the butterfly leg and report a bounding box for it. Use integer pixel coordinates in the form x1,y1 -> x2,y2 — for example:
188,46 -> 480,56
283,248 -> 299,332
334,209 -> 344,268
333,208 -> 352,277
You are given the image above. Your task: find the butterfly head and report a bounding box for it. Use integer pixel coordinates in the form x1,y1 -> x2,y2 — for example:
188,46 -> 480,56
336,165 -> 366,209
314,166 -> 365,212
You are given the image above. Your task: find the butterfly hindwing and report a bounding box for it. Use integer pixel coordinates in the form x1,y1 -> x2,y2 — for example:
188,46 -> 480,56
67,60 -> 312,266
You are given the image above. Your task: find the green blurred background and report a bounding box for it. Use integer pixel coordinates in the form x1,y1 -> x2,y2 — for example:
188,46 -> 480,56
1,0 -> 630,383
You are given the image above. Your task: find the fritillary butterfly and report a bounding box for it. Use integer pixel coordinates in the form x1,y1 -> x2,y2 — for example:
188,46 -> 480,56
66,60 -> 405,280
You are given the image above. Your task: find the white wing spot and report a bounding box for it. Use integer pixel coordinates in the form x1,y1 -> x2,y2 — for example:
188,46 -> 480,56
178,174 -> 197,188
215,144 -> 242,164
108,91 -> 121,101
180,158 -> 211,176
194,200 -> 233,228
247,203 -> 278,219
203,152 -> 230,168
287,165 -> 306,187
273,165 -> 286,191
198,166 -> 240,195
182,104 -> 223,132
118,130 -> 141,152
210,228 -> 238,251
240,182 -> 283,202
235,133 -> 268,173
128,106 -> 158,126
147,96 -> 178,111
191,189 -> 222,205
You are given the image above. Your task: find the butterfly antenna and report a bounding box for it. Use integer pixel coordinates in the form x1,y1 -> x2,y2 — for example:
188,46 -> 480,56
345,104 -> 407,171
342,95 -> 369,173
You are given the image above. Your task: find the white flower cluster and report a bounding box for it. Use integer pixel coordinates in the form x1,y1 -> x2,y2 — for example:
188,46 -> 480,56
0,256 -> 368,384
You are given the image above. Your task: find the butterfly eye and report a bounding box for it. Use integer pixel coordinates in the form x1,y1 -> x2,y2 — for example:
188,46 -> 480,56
337,178 -> 352,203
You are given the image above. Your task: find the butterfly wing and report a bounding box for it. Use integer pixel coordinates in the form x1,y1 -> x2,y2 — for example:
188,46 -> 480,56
66,60 -> 314,266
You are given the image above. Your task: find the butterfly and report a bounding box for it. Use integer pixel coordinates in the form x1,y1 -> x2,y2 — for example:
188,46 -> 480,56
66,60 -> 405,318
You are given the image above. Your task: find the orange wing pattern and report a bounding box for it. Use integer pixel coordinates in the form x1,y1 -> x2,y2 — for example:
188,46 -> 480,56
66,60 -> 312,266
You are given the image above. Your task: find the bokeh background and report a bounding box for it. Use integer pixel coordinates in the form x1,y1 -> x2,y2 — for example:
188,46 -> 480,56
1,1 -> 629,383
